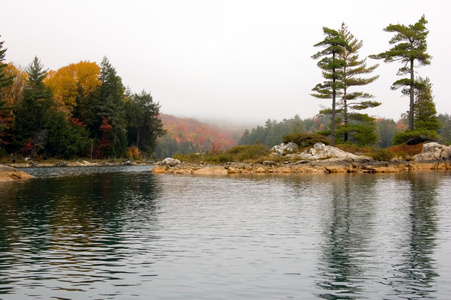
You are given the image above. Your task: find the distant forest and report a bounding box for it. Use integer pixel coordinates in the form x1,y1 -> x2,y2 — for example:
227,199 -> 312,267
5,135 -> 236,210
237,114 -> 451,150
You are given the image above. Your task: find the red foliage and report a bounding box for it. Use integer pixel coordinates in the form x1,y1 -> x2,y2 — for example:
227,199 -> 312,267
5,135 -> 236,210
159,113 -> 242,151
100,117 -> 112,133
71,118 -> 87,127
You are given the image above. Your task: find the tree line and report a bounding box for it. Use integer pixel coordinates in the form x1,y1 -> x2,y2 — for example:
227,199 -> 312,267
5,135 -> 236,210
310,16 -> 441,146
0,42 -> 165,160
238,113 -> 451,149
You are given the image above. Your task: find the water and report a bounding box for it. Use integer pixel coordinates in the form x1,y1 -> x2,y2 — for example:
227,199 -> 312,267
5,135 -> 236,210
0,166 -> 450,299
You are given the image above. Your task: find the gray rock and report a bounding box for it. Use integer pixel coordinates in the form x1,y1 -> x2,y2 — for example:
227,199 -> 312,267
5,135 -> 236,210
271,142 -> 298,156
414,142 -> 451,162
161,157 -> 182,166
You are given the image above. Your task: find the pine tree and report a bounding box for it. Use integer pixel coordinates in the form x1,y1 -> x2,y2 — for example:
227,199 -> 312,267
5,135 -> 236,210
125,90 -> 165,155
370,15 -> 431,131
13,56 -> 53,156
93,57 -> 127,157
311,27 -> 350,145
414,77 -> 439,131
338,23 -> 380,144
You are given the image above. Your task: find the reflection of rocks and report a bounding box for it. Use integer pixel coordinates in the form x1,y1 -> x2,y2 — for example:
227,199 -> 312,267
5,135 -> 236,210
414,142 -> 451,162
0,165 -> 34,181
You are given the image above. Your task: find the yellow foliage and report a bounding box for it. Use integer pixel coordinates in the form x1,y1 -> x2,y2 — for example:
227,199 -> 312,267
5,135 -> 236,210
0,63 -> 27,106
127,146 -> 142,160
44,61 -> 101,115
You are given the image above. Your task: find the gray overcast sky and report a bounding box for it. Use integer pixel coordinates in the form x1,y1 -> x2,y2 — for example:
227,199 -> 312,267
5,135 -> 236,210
2,0 -> 450,125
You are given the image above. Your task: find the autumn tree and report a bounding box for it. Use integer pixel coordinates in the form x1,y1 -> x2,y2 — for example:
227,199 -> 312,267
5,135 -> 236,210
125,90 -> 165,156
13,56 -> 53,156
44,61 -> 101,115
370,15 -> 431,131
0,37 -> 14,133
311,27 -> 350,145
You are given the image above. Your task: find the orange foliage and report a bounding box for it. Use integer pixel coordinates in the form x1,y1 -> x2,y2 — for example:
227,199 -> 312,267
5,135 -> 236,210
388,143 -> 424,156
44,61 -> 101,115
159,114 -> 242,151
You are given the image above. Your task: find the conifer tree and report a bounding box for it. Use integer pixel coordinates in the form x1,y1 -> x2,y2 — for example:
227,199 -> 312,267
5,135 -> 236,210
13,56 -> 53,156
338,23 -> 380,144
311,27 -> 350,145
370,15 -> 431,131
414,77 -> 439,131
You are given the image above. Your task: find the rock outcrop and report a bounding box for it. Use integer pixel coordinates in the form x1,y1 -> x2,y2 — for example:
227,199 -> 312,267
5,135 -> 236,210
0,165 -> 34,181
414,142 -> 451,162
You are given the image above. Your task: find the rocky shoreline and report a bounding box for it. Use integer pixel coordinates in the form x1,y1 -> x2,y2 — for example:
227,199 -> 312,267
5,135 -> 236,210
1,142 -> 450,181
152,159 -> 450,175
153,142 -> 451,175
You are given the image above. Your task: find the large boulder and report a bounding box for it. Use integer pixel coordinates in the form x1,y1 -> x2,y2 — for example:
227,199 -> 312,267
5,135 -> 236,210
0,165 -> 34,181
161,158 -> 181,167
298,143 -> 371,162
271,142 -> 298,156
414,142 -> 451,162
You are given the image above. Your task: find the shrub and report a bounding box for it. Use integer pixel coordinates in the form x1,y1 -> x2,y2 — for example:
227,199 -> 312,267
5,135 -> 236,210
225,144 -> 270,161
371,148 -> 396,161
282,133 -> 330,147
393,130 -> 439,145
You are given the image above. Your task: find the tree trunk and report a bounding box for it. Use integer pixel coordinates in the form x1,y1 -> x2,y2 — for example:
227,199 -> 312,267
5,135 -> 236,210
330,51 -> 336,146
409,59 -> 415,130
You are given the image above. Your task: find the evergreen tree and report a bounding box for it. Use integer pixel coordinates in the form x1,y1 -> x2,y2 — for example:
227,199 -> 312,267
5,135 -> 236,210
13,57 -> 53,157
370,15 -> 431,131
311,27 -> 350,145
93,57 -> 127,157
437,114 -> 451,145
338,23 -> 380,144
125,90 -> 165,156
414,77 -> 439,131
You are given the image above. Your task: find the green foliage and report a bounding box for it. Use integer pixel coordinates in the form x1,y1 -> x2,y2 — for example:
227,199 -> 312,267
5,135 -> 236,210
282,132 -> 330,147
370,148 -> 396,161
376,118 -> 398,148
12,57 -> 53,157
224,144 -> 270,162
312,27 -> 350,145
371,15 -> 431,130
125,90 -> 165,156
414,77 -> 439,131
393,129 -> 439,145
437,114 -> 451,145
46,113 -> 90,158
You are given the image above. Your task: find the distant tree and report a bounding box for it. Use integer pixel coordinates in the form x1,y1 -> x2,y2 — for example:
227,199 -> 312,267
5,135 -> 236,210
13,56 -> 53,156
370,15 -> 431,131
337,23 -> 380,144
311,27 -> 350,145
437,114 -> 451,145
413,77 -> 439,131
125,90 -> 165,156
376,118 -> 398,148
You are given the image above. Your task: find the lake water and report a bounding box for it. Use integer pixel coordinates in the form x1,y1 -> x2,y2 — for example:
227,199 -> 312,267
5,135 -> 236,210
0,166 -> 450,299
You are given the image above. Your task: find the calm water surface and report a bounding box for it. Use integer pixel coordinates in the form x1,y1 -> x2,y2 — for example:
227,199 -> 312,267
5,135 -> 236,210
0,166 -> 450,299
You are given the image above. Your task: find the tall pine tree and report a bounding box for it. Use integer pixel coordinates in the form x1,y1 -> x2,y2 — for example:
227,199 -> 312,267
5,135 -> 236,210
13,56 -> 53,156
370,15 -> 431,131
311,27 -> 350,145
414,77 -> 439,131
337,23 -> 380,145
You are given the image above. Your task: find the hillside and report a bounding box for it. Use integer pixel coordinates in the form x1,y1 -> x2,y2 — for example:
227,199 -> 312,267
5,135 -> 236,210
155,114 -> 244,158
